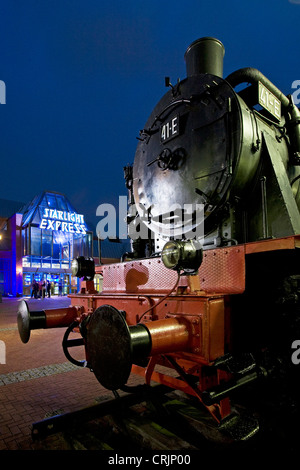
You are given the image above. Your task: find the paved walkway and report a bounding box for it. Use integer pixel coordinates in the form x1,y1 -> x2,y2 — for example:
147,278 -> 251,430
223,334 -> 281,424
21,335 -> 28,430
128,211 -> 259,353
0,296 -> 140,451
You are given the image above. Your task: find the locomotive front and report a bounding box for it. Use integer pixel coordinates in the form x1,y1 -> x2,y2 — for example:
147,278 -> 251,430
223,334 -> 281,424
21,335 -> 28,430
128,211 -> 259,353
129,36 -> 300,254
132,37 -> 258,250
17,37 -> 300,442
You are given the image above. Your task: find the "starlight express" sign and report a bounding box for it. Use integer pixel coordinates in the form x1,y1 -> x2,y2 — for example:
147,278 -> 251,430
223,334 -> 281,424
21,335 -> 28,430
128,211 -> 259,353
39,208 -> 87,234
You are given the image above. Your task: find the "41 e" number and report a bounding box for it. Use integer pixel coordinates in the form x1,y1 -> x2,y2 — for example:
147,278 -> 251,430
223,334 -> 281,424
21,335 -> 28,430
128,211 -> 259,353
160,115 -> 179,143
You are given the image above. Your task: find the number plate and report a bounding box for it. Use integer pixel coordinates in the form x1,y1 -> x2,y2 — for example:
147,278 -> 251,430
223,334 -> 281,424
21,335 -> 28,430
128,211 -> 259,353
258,81 -> 281,121
160,115 -> 179,143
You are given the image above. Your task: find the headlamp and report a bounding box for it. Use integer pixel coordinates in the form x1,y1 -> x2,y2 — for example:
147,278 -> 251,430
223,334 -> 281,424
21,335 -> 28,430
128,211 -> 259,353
71,256 -> 95,280
161,239 -> 203,274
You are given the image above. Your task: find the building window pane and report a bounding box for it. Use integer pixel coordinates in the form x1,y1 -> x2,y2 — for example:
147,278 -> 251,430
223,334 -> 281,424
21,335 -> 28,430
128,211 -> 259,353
53,242 -> 60,260
45,193 -> 57,208
22,228 -> 27,256
62,243 -> 69,259
30,226 -> 41,256
73,236 -> 82,259
42,230 -> 52,257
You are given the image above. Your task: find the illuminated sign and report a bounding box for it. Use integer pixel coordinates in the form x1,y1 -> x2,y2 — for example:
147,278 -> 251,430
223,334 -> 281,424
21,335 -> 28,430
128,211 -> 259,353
39,208 -> 87,234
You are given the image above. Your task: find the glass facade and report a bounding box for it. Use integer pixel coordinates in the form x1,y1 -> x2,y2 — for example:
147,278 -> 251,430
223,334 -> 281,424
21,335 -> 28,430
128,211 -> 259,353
20,191 -> 93,296
0,192 -> 130,297
21,227 -> 93,270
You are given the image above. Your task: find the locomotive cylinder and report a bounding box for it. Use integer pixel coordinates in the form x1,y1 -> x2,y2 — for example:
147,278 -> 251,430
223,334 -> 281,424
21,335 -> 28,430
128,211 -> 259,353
184,36 -> 225,78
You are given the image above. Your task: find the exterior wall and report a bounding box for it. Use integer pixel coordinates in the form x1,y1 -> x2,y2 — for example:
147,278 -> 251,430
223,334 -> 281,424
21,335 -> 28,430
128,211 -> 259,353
0,214 -> 24,296
11,213 -> 23,296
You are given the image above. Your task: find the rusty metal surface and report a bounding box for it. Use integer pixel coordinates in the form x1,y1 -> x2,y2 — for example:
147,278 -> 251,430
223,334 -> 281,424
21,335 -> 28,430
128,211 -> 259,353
199,245 -> 245,293
101,244 -> 246,295
101,259 -> 178,293
99,236 -> 300,296
245,235 -> 300,254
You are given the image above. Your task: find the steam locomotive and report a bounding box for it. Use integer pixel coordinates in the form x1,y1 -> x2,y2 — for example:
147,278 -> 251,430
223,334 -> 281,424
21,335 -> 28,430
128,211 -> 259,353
17,37 -> 300,443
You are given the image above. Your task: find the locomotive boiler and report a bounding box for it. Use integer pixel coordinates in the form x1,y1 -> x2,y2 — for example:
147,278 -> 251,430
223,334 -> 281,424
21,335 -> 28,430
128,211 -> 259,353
17,37 -> 300,442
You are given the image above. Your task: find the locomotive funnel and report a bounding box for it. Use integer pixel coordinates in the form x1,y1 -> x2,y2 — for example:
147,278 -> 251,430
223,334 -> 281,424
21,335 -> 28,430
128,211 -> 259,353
184,37 -> 225,78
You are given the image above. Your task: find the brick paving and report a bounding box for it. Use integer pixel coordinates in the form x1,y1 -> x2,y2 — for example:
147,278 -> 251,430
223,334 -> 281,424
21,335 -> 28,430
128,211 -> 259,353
0,296 -> 137,451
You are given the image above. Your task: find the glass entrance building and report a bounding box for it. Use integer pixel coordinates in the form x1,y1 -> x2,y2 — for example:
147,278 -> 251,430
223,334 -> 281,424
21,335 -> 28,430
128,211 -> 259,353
0,190 -> 93,296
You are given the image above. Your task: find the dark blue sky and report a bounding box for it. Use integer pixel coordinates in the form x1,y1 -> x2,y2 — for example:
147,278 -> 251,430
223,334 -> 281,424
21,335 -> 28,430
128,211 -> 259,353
0,0 -> 300,231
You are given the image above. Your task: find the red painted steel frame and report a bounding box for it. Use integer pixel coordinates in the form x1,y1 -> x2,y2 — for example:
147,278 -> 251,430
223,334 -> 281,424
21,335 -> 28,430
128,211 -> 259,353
68,236 -> 300,422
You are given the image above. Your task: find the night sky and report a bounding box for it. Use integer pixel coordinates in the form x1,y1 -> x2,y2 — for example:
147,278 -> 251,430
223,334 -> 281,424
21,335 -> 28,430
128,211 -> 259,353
0,0 -> 300,234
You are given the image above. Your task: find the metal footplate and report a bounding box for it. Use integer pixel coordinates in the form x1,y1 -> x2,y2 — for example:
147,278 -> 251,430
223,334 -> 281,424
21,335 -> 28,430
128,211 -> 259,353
218,411 -> 259,441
